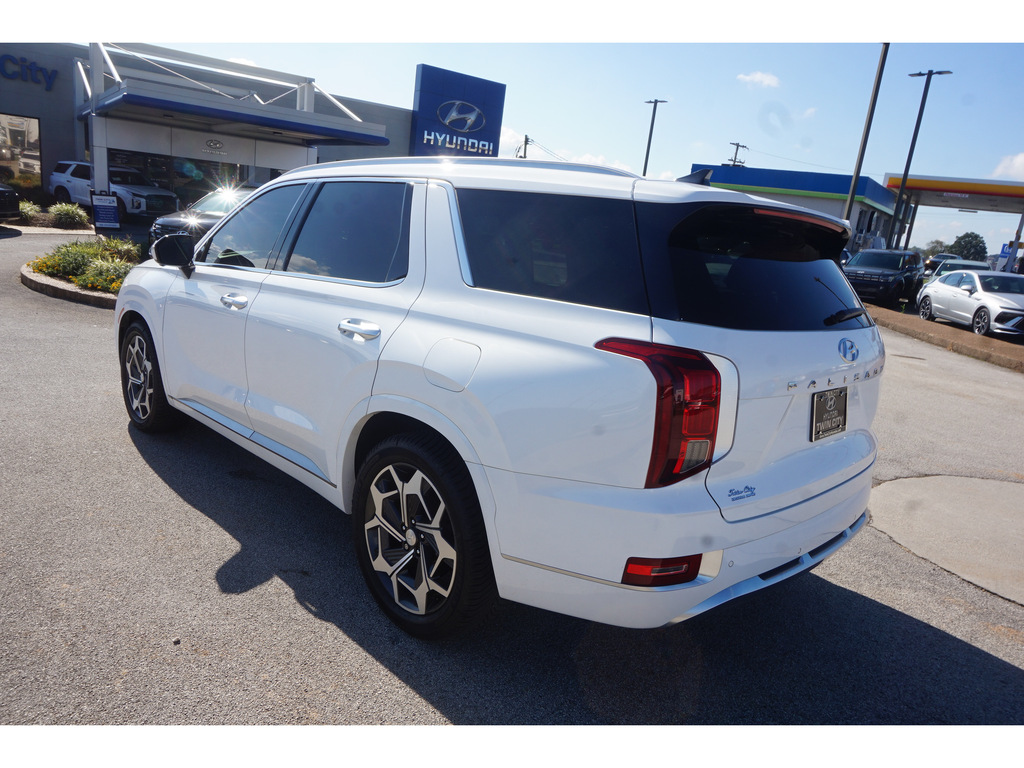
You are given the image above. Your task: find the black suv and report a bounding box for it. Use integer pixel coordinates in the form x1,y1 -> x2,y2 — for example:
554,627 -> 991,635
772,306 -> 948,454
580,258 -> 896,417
842,249 -> 924,307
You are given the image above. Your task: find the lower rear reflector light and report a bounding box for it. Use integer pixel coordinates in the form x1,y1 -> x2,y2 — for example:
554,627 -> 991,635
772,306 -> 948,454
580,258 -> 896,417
622,554 -> 703,587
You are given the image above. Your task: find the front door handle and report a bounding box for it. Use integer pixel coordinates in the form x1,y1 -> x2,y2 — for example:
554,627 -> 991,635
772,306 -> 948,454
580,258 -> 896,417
220,293 -> 248,309
338,319 -> 381,341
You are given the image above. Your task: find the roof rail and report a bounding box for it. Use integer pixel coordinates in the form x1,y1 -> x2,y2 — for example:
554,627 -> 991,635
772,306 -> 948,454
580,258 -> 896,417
306,156 -> 639,179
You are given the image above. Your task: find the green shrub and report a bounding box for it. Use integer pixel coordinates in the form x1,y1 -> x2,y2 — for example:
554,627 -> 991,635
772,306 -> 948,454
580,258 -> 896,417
30,240 -> 102,278
71,256 -> 134,294
99,235 -> 142,263
29,239 -> 138,294
47,202 -> 91,229
19,199 -> 41,222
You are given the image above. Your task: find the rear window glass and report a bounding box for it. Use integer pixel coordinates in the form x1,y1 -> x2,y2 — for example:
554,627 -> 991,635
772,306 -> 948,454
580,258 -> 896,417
455,189 -> 648,314
637,203 -> 868,331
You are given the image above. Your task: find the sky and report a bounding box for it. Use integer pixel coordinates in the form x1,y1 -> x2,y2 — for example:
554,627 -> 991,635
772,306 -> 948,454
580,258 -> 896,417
50,1 -> 1024,255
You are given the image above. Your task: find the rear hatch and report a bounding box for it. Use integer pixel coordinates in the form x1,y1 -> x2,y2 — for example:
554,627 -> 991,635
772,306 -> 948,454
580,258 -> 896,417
636,199 -> 884,522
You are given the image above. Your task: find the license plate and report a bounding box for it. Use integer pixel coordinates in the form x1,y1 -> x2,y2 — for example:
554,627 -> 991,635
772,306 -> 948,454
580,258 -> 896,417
811,387 -> 848,441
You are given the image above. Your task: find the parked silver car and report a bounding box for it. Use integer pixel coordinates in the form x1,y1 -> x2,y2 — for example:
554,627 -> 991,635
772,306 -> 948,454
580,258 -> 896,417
918,270 -> 1024,336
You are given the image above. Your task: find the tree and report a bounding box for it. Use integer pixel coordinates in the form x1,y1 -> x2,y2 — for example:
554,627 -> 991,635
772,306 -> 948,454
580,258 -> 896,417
922,239 -> 950,258
946,232 -> 988,262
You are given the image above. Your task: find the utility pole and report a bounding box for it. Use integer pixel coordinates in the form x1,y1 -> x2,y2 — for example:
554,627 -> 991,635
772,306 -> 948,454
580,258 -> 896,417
642,99 -> 666,177
727,142 -> 748,166
843,43 -> 889,225
886,68 -> 952,248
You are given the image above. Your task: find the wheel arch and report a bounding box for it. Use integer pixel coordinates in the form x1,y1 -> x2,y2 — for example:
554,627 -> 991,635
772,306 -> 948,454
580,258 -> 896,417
342,397 -> 497,526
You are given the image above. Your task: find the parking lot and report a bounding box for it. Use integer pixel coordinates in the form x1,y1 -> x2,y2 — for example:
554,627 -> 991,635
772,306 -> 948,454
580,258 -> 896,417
2,226 -> 1023,729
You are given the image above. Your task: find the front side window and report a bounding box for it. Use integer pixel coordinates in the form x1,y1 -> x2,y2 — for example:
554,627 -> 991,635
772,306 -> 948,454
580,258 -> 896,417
957,273 -> 977,290
455,189 -> 648,314
71,164 -> 91,180
282,181 -> 412,283
637,202 -> 866,331
199,184 -> 304,270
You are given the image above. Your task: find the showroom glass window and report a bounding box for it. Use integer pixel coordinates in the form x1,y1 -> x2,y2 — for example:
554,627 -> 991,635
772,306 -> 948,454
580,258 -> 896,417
283,181 -> 412,283
199,184 -> 305,269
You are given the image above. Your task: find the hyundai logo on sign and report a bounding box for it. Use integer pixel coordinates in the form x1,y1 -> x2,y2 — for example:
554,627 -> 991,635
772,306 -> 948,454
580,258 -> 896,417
838,338 -> 859,363
437,101 -> 485,133
411,64 -> 506,158
206,139 -> 224,149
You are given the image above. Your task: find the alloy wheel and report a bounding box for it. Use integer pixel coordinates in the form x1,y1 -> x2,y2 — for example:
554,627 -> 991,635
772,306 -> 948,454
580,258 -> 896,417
123,333 -> 154,422
362,461 -> 458,616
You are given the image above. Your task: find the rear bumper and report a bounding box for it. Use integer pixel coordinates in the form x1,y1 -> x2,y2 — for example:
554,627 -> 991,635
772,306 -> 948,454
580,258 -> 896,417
488,465 -> 872,628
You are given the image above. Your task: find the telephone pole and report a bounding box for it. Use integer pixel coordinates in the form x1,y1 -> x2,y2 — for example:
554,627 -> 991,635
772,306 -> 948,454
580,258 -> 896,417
642,99 -> 666,177
727,142 -> 748,166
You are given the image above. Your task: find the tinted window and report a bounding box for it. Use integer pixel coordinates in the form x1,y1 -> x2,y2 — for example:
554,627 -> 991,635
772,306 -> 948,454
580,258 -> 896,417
70,165 -> 91,180
199,184 -> 304,269
637,202 -> 867,331
937,273 -> 959,285
846,250 -> 903,270
53,162 -> 71,174
455,189 -> 648,314
109,169 -> 150,186
283,181 -> 411,283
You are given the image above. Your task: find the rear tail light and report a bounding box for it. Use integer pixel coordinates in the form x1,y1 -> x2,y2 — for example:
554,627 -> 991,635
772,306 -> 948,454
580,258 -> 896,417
596,339 -> 721,488
622,554 -> 703,587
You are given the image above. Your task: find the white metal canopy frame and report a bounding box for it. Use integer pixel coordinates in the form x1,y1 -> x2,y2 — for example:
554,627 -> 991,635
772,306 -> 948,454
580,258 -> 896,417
75,43 -> 390,197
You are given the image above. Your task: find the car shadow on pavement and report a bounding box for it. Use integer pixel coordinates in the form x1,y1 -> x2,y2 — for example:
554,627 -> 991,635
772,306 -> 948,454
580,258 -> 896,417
129,419 -> 1024,725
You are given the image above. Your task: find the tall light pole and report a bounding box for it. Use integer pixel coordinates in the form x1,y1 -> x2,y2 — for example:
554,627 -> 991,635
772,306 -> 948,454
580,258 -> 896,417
642,99 -> 666,177
886,69 -> 952,248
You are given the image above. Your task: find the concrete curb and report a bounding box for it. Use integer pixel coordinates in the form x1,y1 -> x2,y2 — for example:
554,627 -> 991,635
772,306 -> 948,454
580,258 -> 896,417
869,305 -> 1024,374
20,262 -> 117,310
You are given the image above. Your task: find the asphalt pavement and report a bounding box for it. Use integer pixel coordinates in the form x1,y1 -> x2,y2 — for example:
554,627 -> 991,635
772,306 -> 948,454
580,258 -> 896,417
9,222 -> 1024,613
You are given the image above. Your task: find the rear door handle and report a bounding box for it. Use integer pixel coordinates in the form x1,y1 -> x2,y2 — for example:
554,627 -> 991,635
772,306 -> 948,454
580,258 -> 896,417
338,319 -> 381,341
220,293 -> 248,309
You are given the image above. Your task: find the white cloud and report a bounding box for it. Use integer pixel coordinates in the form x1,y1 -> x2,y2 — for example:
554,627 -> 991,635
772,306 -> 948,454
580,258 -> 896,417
737,71 -> 780,88
992,153 -> 1024,180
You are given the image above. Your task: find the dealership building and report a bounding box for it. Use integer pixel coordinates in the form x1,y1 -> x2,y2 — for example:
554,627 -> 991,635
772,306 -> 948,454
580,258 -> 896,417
1,42 -> 506,208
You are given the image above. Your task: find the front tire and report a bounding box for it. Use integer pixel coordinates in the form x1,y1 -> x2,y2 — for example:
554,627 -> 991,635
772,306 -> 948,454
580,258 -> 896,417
119,321 -> 179,432
352,433 -> 496,639
973,307 -> 991,336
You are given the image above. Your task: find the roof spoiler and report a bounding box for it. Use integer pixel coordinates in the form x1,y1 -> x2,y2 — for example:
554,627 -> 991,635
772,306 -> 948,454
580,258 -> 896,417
677,168 -> 713,186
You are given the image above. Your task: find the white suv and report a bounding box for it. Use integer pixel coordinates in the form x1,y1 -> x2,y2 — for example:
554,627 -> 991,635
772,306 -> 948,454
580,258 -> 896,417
115,157 -> 884,638
49,161 -> 179,218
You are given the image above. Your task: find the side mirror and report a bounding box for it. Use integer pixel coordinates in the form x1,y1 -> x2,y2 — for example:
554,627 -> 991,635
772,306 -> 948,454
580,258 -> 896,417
151,233 -> 195,278
924,269 -> 933,277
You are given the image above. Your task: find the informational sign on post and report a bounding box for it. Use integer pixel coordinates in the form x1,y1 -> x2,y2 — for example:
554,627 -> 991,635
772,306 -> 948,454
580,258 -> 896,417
90,191 -> 120,230
997,242 -> 1017,272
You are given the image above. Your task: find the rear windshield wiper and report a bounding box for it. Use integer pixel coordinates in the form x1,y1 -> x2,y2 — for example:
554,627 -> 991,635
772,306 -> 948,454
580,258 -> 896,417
824,307 -> 868,327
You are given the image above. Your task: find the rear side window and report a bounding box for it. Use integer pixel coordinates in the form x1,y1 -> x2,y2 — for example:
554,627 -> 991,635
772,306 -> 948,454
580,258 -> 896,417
455,189 -> 648,314
638,203 -> 868,331
53,162 -> 71,174
283,181 -> 412,283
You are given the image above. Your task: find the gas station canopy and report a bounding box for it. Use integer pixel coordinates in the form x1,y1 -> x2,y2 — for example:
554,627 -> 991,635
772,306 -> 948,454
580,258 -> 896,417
883,173 -> 1024,214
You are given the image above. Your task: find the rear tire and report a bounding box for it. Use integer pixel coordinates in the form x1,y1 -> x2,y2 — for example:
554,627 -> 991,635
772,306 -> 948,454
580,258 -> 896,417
918,296 -> 934,321
352,432 -> 497,639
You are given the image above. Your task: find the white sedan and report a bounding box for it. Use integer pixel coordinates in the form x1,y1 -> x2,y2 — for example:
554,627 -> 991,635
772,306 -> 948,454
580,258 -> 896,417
918,270 -> 1024,336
